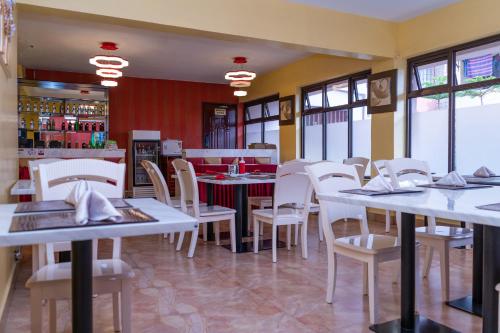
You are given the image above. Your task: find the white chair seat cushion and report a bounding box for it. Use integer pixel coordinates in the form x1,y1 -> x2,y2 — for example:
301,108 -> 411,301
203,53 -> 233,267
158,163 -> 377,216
26,259 -> 134,287
415,226 -> 473,240
281,202 -> 320,213
188,205 -> 235,217
334,234 -> 400,255
248,196 -> 273,207
252,208 -> 303,224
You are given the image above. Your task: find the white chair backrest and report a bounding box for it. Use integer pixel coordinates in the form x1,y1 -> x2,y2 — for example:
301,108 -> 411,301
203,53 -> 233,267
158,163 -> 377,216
44,238 -> 121,265
36,159 -> 125,201
385,158 -> 432,189
305,161 -> 368,240
273,160 -> 313,217
28,158 -> 62,181
141,160 -> 173,206
171,159 -> 200,217
372,159 -> 388,177
343,157 -> 370,183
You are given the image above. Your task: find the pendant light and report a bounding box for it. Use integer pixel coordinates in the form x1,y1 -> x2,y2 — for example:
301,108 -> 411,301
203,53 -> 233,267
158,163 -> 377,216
89,42 -> 129,87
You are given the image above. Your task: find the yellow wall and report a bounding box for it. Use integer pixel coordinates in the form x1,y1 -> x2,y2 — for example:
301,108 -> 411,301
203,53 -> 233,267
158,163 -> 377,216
241,54 -> 372,162
0,9 -> 19,321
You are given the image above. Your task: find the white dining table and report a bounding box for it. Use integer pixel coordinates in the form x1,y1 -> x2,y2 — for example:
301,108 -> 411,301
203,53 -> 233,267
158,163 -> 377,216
0,198 -> 198,333
317,186 -> 500,333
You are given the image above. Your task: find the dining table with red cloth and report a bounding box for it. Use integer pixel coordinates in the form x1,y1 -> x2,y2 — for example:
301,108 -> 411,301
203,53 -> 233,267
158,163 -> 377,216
192,163 -> 277,209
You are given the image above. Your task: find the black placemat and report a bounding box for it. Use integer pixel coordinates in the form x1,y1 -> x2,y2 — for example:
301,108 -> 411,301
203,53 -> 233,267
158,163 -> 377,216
9,208 -> 157,233
418,184 -> 492,190
339,188 -> 424,196
14,198 -> 131,214
476,203 -> 500,212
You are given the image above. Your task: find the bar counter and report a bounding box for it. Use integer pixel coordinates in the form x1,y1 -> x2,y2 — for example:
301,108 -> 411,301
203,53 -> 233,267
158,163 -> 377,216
18,148 -> 125,159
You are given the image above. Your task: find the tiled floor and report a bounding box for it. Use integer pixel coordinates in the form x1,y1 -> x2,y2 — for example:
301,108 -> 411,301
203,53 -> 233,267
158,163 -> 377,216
4,217 -> 482,332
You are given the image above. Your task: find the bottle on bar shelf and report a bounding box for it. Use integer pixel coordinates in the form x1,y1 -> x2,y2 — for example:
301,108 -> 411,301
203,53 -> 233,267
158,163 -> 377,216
38,118 -> 42,130
67,121 -> 72,131
91,122 -> 96,132
29,119 -> 34,130
74,119 -> 79,131
99,122 -> 105,132
61,121 -> 66,131
84,122 -> 89,132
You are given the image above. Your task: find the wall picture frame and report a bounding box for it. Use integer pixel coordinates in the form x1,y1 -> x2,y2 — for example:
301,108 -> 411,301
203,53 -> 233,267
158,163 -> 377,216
367,69 -> 397,114
279,95 -> 295,125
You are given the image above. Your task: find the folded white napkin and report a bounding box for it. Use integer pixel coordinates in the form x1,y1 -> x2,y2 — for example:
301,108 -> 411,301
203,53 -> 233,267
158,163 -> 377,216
435,171 -> 467,187
65,180 -> 122,225
473,166 -> 496,178
362,175 -> 394,192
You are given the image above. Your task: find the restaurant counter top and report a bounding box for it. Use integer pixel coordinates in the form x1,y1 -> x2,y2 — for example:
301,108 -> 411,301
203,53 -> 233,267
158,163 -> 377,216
18,148 -> 126,159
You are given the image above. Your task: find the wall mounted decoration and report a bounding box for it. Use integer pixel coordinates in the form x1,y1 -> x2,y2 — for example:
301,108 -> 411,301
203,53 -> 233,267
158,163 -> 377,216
0,0 -> 16,73
279,95 -> 295,125
367,69 -> 397,114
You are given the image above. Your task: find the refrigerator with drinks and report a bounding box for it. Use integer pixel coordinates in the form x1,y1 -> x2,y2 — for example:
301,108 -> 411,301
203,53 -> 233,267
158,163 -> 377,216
128,130 -> 161,198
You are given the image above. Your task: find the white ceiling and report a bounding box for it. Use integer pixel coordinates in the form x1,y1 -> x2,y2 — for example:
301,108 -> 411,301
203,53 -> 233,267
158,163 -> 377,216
18,11 -> 310,84
289,0 -> 462,21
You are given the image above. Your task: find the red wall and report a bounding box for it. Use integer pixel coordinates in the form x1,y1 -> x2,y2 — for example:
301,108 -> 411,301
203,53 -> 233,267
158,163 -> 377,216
25,69 -> 243,151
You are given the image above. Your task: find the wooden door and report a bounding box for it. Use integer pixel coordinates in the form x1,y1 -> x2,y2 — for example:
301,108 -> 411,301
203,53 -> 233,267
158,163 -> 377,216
202,103 -> 237,149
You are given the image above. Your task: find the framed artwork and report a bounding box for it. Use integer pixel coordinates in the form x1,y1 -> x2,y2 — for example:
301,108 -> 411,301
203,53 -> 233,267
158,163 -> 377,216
279,95 -> 294,125
367,69 -> 397,114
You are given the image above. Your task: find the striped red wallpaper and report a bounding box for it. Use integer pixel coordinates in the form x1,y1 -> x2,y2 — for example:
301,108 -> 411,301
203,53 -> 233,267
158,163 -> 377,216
24,69 -> 243,151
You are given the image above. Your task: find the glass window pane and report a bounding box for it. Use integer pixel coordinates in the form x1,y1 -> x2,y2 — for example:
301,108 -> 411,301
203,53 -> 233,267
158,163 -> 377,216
455,41 -> 500,85
455,85 -> 500,174
410,94 -> 449,174
352,106 -> 371,175
305,89 -> 322,110
326,80 -> 349,107
245,123 -> 262,147
411,59 -> 448,90
303,113 -> 323,161
264,120 -> 280,162
246,104 -> 262,121
326,109 -> 348,162
354,79 -> 368,101
265,100 -> 279,117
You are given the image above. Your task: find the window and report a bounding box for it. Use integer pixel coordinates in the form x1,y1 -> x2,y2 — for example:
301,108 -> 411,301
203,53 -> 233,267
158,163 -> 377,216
407,34 -> 500,174
244,95 -> 280,161
301,71 -> 371,168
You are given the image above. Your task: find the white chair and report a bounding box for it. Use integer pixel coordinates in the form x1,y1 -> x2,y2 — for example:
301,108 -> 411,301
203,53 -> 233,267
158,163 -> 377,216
28,158 -> 62,182
343,157 -> 370,184
372,160 -> 393,233
305,161 -> 405,324
30,159 -> 131,332
26,238 -> 133,333
253,160 -> 313,263
141,160 -> 207,244
385,158 -> 473,301
247,196 -> 272,235
172,159 -> 236,257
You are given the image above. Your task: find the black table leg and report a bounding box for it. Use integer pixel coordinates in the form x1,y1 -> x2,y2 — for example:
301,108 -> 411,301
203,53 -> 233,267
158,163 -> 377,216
72,240 -> 93,333
447,223 -> 483,316
370,213 -> 457,332
482,225 -> 500,332
204,183 -> 215,241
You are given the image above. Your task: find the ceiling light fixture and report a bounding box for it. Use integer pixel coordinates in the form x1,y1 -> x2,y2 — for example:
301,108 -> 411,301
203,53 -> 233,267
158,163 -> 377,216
101,80 -> 118,87
90,42 -> 129,87
225,57 -> 256,81
96,68 -> 123,78
230,81 -> 251,88
234,89 -> 247,97
89,55 -> 129,69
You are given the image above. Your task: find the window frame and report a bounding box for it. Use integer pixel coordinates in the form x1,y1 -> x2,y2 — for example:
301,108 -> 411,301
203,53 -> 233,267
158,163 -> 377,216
406,33 -> 500,172
243,94 -> 280,147
300,70 -> 371,160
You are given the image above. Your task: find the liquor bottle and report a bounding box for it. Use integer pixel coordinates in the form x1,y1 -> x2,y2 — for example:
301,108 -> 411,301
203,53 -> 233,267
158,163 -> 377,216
20,117 -> 26,129
91,122 -> 96,132
65,104 -> 69,114
99,122 -> 105,132
90,130 -> 96,149
68,121 -> 72,131
33,103 -> 38,113
72,105 -> 76,114
38,118 -> 42,130
74,119 -> 79,132
29,119 -> 34,130
45,103 -> 50,113
18,101 -> 22,112
84,122 -> 89,132
52,103 -> 57,113
61,121 -> 66,131
51,119 -> 56,131
26,102 -> 31,112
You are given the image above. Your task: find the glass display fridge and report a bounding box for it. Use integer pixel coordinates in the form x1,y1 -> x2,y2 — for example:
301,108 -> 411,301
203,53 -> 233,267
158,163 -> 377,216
128,130 -> 161,198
